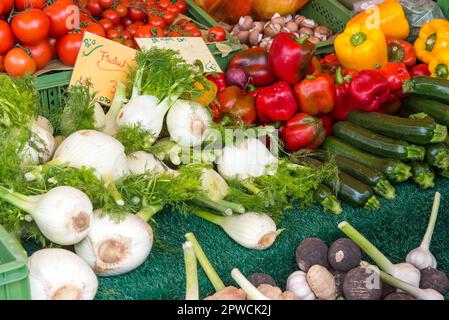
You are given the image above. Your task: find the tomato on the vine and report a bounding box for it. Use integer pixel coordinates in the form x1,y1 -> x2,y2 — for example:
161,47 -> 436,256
103,9 -> 121,25
122,39 -> 135,48
2,0 -> 14,15
176,18 -> 189,27
158,0 -> 170,9
4,47 -> 37,77
0,20 -> 15,55
15,0 -> 45,11
80,11 -> 93,23
128,7 -> 146,22
106,28 -> 121,39
135,25 -> 164,38
115,4 -> 128,17
114,25 -> 125,32
207,26 -> 226,42
98,18 -> 113,31
43,0 -> 75,38
166,4 -> 180,16
148,16 -> 165,28
121,30 -> 132,40
56,33 -> 83,66
126,24 -> 139,35
134,20 -> 144,27
81,21 -> 106,37
99,0 -> 113,9
162,10 -> 176,26
183,23 -> 197,31
25,39 -> 52,70
167,31 -> 181,37
87,0 -> 102,16
48,38 -> 58,59
0,55 -> 5,72
121,16 -> 133,27
11,9 -> 50,45
174,1 -> 187,13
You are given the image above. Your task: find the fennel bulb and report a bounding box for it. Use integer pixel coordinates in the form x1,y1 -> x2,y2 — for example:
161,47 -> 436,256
127,151 -> 168,175
200,168 -> 229,202
93,102 -> 106,130
51,130 -> 128,205
35,116 -> 54,135
0,186 -> 92,245
29,248 -> 98,300
20,121 -> 56,165
166,99 -> 212,147
75,209 -> 154,276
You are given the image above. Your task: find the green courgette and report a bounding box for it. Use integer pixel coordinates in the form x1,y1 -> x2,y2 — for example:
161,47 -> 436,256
425,143 -> 449,170
410,162 -> 435,190
403,95 -> 449,126
333,121 -> 425,161
314,152 -> 395,200
347,110 -> 447,144
403,76 -> 449,104
322,137 -> 412,183
314,184 -> 343,215
437,168 -> 449,179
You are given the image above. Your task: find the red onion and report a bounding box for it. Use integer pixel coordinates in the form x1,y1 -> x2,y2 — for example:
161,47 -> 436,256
225,67 -> 248,89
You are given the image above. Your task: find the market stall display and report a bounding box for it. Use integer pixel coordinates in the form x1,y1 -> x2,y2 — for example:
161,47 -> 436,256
1,0 -> 449,301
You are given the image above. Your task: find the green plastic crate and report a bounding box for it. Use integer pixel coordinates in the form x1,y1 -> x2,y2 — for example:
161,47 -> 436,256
299,0 -> 352,34
438,0 -> 449,19
36,71 -> 72,112
0,226 -> 31,300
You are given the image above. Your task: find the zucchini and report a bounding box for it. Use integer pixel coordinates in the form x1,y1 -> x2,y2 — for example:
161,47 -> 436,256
403,96 -> 449,126
347,110 -> 447,144
403,76 -> 449,104
315,152 -> 395,200
437,168 -> 449,179
333,121 -> 425,161
425,143 -> 449,170
322,137 -> 412,183
314,184 -> 343,215
410,162 -> 435,190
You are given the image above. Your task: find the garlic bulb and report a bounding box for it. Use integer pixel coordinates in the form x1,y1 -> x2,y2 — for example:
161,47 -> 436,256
216,138 -> 277,180
0,186 -> 92,245
390,263 -> 421,289
127,151 -> 167,175
286,271 -> 316,300
200,168 -> 229,201
21,121 -> 56,165
166,99 -> 212,147
75,210 -> 154,276
29,248 -> 98,300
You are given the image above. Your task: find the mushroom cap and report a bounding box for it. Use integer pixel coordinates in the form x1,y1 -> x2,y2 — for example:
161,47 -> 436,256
296,238 -> 329,272
343,267 -> 382,300
420,267 -> 449,295
247,273 -> 277,288
328,238 -> 362,272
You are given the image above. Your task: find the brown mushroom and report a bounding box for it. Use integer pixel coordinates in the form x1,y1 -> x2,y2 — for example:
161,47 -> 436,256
299,27 -> 314,37
249,29 -> 262,46
252,21 -> 265,33
239,16 -> 254,31
264,23 -> 282,38
314,26 -> 331,41
237,30 -> 249,44
285,21 -> 299,33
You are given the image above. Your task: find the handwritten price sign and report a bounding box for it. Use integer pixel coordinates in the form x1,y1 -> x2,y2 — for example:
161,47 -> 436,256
70,32 -> 137,106
136,37 -> 222,73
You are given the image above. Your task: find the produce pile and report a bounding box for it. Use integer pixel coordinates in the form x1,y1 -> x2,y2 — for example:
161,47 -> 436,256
1,0 -> 449,301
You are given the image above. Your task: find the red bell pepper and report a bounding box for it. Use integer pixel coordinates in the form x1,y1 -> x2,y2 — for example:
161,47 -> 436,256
348,70 -> 390,112
331,67 -> 354,121
293,74 -> 336,116
386,37 -> 416,69
377,62 -> 411,102
206,73 -> 227,93
283,113 -> 326,151
217,86 -> 257,125
304,56 -> 323,76
228,48 -> 277,87
317,114 -> 334,136
320,53 -> 341,74
255,82 -> 298,123
209,102 -> 221,123
268,33 -> 316,85
410,63 -> 431,77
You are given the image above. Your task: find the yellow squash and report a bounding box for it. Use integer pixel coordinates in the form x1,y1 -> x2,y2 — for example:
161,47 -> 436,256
414,19 -> 449,64
429,49 -> 449,80
335,23 -> 388,71
347,0 -> 409,40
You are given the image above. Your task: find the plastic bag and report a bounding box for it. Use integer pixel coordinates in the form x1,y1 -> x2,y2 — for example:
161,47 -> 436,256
399,0 -> 445,42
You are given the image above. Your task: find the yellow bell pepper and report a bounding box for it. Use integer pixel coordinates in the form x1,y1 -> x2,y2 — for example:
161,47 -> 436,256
414,19 -> 449,64
347,0 -> 409,40
429,49 -> 449,80
192,79 -> 217,106
335,23 -> 388,71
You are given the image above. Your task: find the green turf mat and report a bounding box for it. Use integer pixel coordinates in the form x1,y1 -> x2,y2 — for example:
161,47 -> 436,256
23,178 -> 449,300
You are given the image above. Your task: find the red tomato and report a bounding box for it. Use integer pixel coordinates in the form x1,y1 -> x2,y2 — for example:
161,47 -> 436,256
166,4 -> 179,16
207,26 -> 226,42
0,20 -> 15,55
25,39 -> 52,70
0,55 -> 5,72
99,0 -> 113,9
187,28 -> 202,37
127,7 -> 146,22
103,9 -> 121,25
122,39 -> 135,48
162,10 -> 176,26
15,0 -> 45,11
134,20 -> 144,27
115,4 -> 128,17
81,21 -> 106,37
126,24 -> 139,36
114,25 -> 124,32
183,22 -> 197,31
80,11 -> 93,23
43,0 -> 75,38
174,1 -> 187,13
176,18 -> 189,27
167,31 -> 181,37
11,9 -> 50,45
120,16 -> 133,27
121,30 -> 132,40
0,2 -> 4,15
98,18 -> 113,31
111,37 -> 122,43
2,0 -> 14,15
119,0 -> 130,5
135,25 -> 163,38
87,0 -> 102,16
48,38 -> 58,59
4,47 -> 36,77
56,33 -> 83,66
148,16 -> 165,28
106,28 -> 120,39
158,0 -> 170,9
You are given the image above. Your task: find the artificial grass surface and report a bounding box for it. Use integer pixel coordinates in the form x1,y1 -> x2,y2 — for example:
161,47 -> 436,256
24,178 -> 449,300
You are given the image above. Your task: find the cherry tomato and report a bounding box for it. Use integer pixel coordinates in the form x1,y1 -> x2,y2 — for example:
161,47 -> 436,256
80,11 -> 93,23
0,55 -> 5,72
158,0 -> 170,9
134,20 -> 144,27
174,1 -> 187,13
15,0 -> 45,11
148,16 -> 165,28
127,7 -> 146,22
121,16 -> 133,27
87,0 -> 102,16
25,39 -> 52,70
4,47 -> 36,77
114,25 -> 125,32
122,39 -> 135,48
112,37 -> 123,43
0,20 -> 15,55
207,26 -> 226,42
119,0 -> 130,5
135,25 -> 163,38
183,23 -> 197,31
81,21 -> 106,37
121,30 -> 132,40
11,9 -> 50,45
103,9 -> 121,25
43,0 -> 75,38
48,38 -> 58,59
126,24 -> 139,36
106,28 -> 121,39
56,33 -> 83,66
176,18 -> 189,27
166,4 -> 180,16
115,4 -> 128,17
2,0 -> 14,15
99,0 -> 113,9
167,31 -> 181,37
98,18 -> 113,31
162,10 -> 176,26
187,28 -> 202,37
